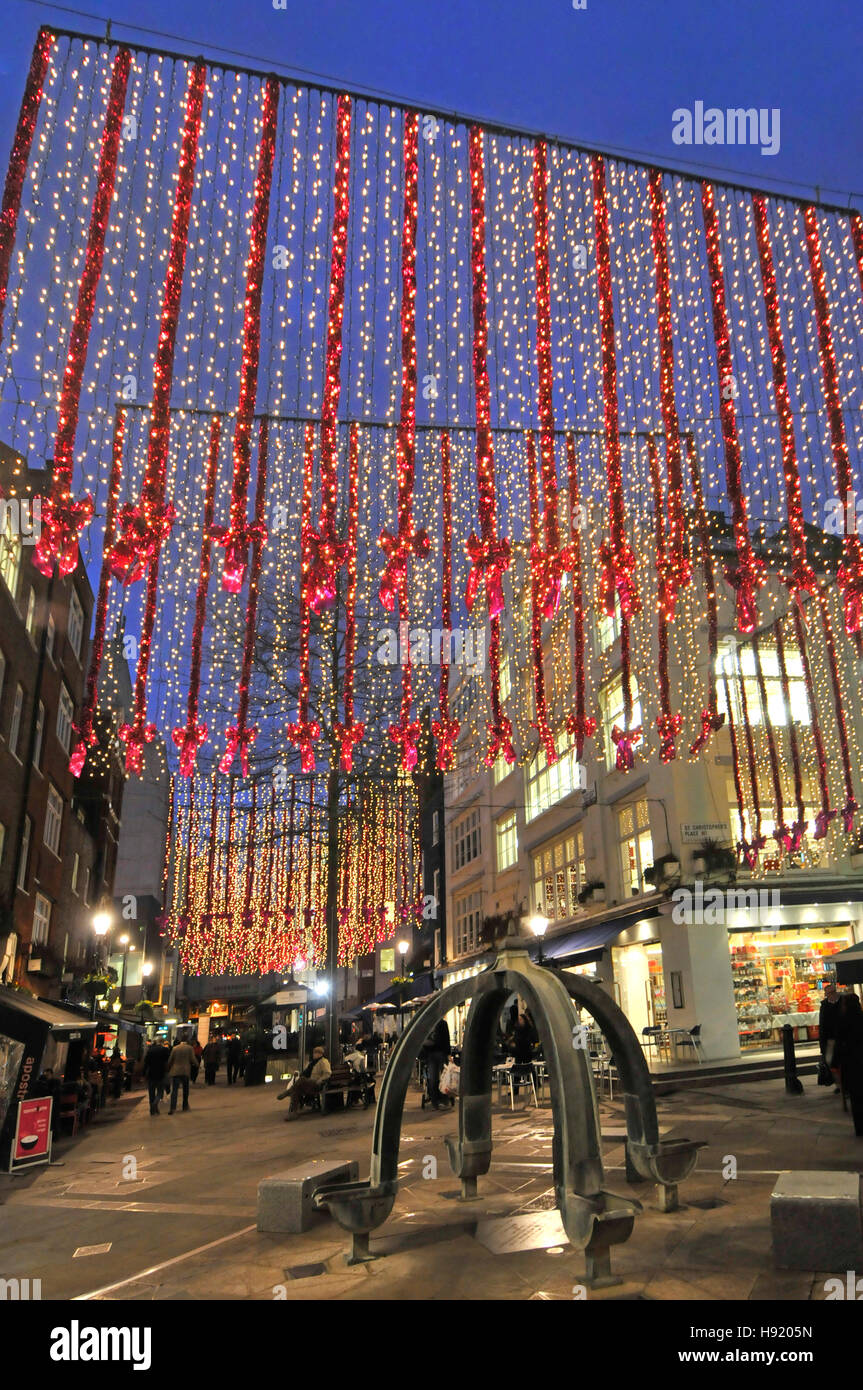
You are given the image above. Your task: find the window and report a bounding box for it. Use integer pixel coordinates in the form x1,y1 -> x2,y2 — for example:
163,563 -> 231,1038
496,811 -> 518,872
24,587 -> 36,640
525,729 -> 585,821
44,785 -> 63,856
82,865 -> 90,906
9,684 -> 23,757
725,778 -> 830,872
32,893 -> 51,946
597,595 -> 621,653
453,809 -> 481,870
71,851 -> 80,894
454,890 -> 482,957
533,831 -> 586,920
618,799 -> 653,897
499,652 -> 512,702
17,815 -> 31,891
600,673 -> 643,771
0,508 -> 22,597
32,701 -> 44,769
432,867 -> 441,916
68,588 -> 84,661
57,685 -> 74,755
493,752 -> 513,785
46,611 -> 55,659
432,810 -> 440,846
715,638 -> 810,727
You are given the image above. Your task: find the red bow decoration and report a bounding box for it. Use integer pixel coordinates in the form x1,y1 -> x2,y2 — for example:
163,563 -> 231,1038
565,711 -> 597,760
465,534 -> 511,618
611,724 -> 642,772
785,820 -> 808,854
533,544 -> 574,620
303,906 -> 314,929
119,719 -> 157,775
774,824 -> 793,855
219,724 -> 257,776
33,492 -> 94,577
842,797 -> 859,836
598,541 -> 640,618
378,526 -> 430,612
432,714 -> 460,771
389,715 -> 422,772
484,714 -> 516,768
724,557 -> 766,633
212,519 -> 268,594
107,501 -> 177,584
283,906 -> 296,924
334,717 -> 365,772
656,711 -> 683,763
837,556 -> 863,637
813,807 -> 837,841
172,720 -> 209,776
68,729 -> 97,778
338,907 -> 350,929
737,840 -> 758,871
688,708 -> 726,756
286,718 -> 321,773
302,525 -> 348,613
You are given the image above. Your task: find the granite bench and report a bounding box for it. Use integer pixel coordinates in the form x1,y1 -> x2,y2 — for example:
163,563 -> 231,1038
771,1170 -> 863,1271
257,1159 -> 359,1235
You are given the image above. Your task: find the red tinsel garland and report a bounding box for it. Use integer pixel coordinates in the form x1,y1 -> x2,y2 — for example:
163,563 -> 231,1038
304,94 -> 352,614
720,665 -> 755,867
592,155 -> 639,620
791,603 -> 835,840
172,414 -> 222,775
68,406 -> 124,776
0,27 -> 53,348
735,643 -> 766,855
432,430 -> 460,770
214,75 -> 279,594
526,430 -> 557,765
701,181 -> 765,632
804,205 -> 863,638
220,416 -> 270,776
611,615 -> 642,771
774,617 -> 807,851
564,432 -> 596,759
751,631 -> 789,852
685,436 -> 725,755
752,195 -> 817,604
34,46 -> 132,579
647,436 -> 682,761
531,141 -> 572,618
287,422 -> 321,771
108,59 -> 206,586
385,112 -> 426,772
815,590 -> 859,833
647,168 -> 690,612
334,421 -> 365,771
466,125 -> 513,767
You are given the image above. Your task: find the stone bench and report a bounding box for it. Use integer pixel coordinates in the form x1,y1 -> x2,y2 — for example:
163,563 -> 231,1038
771,1171 -> 863,1271
257,1159 -> 359,1235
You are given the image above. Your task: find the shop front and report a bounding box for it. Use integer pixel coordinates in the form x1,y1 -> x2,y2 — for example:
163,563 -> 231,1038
0,986 -> 97,1167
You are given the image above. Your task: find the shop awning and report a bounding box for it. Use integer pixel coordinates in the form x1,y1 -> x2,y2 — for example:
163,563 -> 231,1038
831,942 -> 863,985
528,913 -> 659,967
343,971 -> 436,1018
0,988 -> 97,1034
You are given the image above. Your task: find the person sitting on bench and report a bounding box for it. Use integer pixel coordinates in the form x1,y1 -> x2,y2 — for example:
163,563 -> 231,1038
281,1047 -> 332,1117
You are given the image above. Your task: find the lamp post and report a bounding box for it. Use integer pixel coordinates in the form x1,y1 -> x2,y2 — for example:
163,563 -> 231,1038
528,914 -> 550,966
118,934 -> 130,1007
397,939 -> 409,1032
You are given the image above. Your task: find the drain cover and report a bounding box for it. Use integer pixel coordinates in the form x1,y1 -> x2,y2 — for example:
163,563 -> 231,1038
286,1263 -> 327,1280
688,1197 -> 728,1211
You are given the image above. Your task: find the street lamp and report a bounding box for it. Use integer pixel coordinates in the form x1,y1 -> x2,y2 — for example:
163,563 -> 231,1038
528,914 -> 550,966
397,939 -> 410,1031
90,910 -> 112,1019
119,934 -> 130,1007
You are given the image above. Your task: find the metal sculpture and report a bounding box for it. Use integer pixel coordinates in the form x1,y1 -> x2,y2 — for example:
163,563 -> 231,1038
314,935 -> 701,1284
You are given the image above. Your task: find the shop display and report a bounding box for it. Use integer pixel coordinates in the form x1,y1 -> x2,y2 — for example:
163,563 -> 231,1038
730,929 -> 853,1049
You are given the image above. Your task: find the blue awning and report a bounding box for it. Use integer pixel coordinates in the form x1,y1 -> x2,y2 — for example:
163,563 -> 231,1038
528,910 -> 660,967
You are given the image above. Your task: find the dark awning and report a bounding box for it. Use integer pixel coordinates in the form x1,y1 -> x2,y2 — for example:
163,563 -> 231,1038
0,988 -> 98,1034
527,909 -> 660,967
831,942 -> 863,985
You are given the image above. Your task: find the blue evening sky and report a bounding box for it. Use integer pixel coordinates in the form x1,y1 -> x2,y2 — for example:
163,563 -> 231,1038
0,0 -> 861,208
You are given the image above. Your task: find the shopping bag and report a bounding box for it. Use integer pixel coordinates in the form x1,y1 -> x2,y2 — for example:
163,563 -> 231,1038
439,1062 -> 460,1096
817,1058 -> 834,1086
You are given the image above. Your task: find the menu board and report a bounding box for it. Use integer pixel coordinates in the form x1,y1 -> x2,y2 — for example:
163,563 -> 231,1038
10,1095 -> 52,1171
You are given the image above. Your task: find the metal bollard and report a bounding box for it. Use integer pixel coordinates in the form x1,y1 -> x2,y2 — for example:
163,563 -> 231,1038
782,1023 -> 804,1095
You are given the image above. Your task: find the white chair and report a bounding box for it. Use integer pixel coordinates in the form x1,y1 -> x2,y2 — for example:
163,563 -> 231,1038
503,1064 -> 538,1109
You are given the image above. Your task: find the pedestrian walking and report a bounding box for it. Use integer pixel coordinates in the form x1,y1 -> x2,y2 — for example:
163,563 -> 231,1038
202,1038 -> 221,1086
165,1036 -> 195,1113
836,993 -> 863,1137
190,1039 -> 202,1084
226,1034 -> 242,1085
510,1013 -> 536,1097
423,1017 -> 450,1110
819,979 -> 843,1093
142,1039 -> 170,1115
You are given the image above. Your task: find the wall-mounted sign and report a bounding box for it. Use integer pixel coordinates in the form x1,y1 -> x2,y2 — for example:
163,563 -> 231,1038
209,1002 -> 229,1017
10,1096 -> 52,1172
680,822 -> 731,845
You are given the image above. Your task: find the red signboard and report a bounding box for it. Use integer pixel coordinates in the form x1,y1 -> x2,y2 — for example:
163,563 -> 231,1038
10,1095 -> 52,1170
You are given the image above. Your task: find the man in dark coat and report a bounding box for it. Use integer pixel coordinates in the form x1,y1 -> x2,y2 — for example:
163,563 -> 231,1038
819,980 -> 842,1093
424,1017 -> 451,1110
225,1034 -> 242,1086
142,1040 -> 170,1115
836,993 -> 863,1136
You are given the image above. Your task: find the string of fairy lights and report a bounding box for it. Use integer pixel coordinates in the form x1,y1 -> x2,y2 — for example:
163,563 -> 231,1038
1,27 -> 863,969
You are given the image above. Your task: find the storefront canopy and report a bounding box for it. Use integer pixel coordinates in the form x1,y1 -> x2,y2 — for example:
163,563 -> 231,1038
343,972 -> 435,1019
528,913 -> 660,968
0,989 -> 97,1036
831,942 -> 863,986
